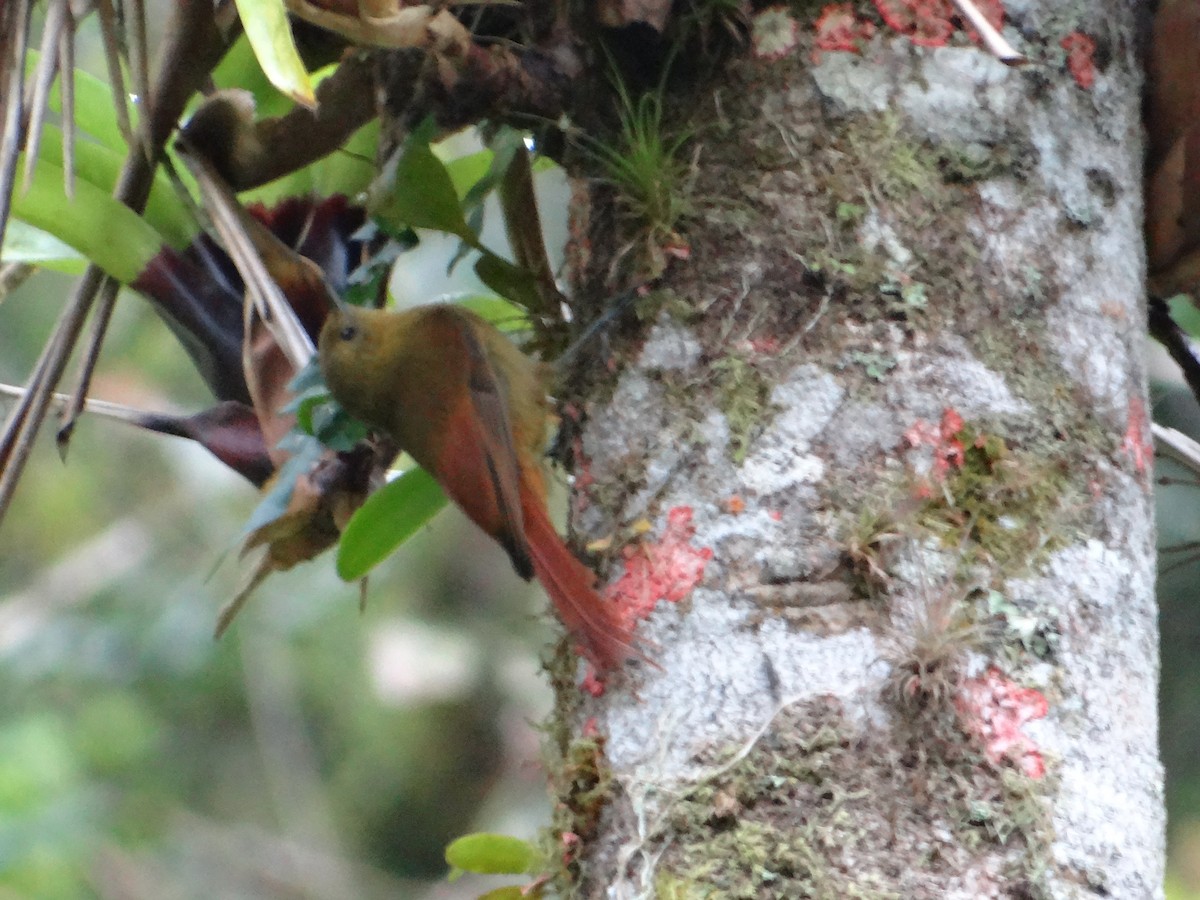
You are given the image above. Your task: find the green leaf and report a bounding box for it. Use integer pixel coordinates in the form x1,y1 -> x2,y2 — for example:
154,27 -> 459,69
369,119 -> 476,242
242,437 -> 325,536
474,252 -> 541,311
336,468 -> 449,580
233,0 -> 316,108
10,158 -> 166,283
342,234 -> 406,308
446,143 -> 556,200
27,123 -> 196,250
445,148 -> 496,199
1168,295 -> 1200,341
463,128 -> 525,209
210,32 -> 293,117
0,221 -> 84,272
310,402 -> 368,451
476,888 -> 531,900
444,833 -> 539,877
447,133 -> 522,273
287,357 -> 327,395
455,294 -> 529,332
24,51 -> 134,153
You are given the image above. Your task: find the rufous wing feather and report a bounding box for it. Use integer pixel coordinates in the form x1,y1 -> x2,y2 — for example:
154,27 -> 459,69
454,317 -> 534,579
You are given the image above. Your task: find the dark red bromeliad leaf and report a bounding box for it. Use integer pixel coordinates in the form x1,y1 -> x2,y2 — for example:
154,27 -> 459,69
135,401 -> 276,487
130,196 -> 368,479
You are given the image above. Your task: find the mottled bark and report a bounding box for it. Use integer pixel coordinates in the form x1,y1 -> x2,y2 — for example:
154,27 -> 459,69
556,2 -> 1162,897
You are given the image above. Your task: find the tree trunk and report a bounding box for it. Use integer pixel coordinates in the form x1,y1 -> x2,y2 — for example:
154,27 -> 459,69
553,3 -> 1163,897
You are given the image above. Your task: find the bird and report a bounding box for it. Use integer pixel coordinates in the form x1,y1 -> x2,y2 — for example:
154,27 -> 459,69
318,302 -> 644,672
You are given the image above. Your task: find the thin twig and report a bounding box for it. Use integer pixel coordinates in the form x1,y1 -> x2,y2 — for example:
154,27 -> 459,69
0,0 -> 33,255
57,275 -> 121,459
1154,423 -> 1200,480
0,381 -> 166,425
179,148 -> 317,369
0,0 -> 228,533
0,265 -> 107,521
21,0 -> 68,193
1149,295 -> 1200,405
58,4 -> 76,200
128,0 -> 153,158
95,0 -> 135,146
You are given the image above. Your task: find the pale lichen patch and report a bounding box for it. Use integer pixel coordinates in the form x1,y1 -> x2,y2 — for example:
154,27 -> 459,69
737,366 -> 844,495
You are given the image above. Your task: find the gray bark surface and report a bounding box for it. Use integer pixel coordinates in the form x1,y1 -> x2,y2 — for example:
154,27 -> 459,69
556,3 -> 1163,897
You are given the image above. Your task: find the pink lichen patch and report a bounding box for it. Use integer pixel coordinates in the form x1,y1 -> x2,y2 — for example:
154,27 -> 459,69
904,407 -> 967,481
664,239 -> 692,261
752,6 -> 799,60
956,667 -> 1049,779
570,438 -> 598,522
813,3 -> 877,58
1061,30 -> 1096,89
1121,395 -> 1152,478
605,505 -> 714,630
581,668 -> 606,696
572,442 -> 595,493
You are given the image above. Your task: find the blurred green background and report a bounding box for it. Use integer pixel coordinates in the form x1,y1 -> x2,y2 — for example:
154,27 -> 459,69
0,264 -> 563,899
1152,370 -> 1200,900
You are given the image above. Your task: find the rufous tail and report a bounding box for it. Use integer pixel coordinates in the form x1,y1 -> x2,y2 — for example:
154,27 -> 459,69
520,488 -> 646,671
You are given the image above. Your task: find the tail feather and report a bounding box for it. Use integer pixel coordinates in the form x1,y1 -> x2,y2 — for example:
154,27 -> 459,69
521,490 -> 645,671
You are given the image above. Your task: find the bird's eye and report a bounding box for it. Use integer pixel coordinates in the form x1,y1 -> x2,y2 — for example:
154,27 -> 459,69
339,325 -> 358,341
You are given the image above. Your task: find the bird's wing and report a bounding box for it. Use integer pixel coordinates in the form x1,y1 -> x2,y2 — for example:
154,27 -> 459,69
456,316 -> 535,579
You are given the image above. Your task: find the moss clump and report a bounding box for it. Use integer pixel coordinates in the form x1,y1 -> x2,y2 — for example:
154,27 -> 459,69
918,426 -> 1068,573
539,642 -> 618,890
541,729 -> 616,892
638,698 -> 1053,899
655,717 -> 854,899
713,356 -> 774,464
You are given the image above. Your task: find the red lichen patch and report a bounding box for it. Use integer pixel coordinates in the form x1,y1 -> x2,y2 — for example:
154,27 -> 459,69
1061,30 -> 1096,89
813,3 -> 877,59
956,0 -> 1003,43
746,335 -> 781,354
559,830 -> 582,866
752,5 -> 800,60
1121,395 -> 1152,478
956,667 -> 1048,778
724,495 -> 747,514
904,407 -> 966,481
605,506 -> 714,629
872,0 -> 1003,48
874,0 -> 952,46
